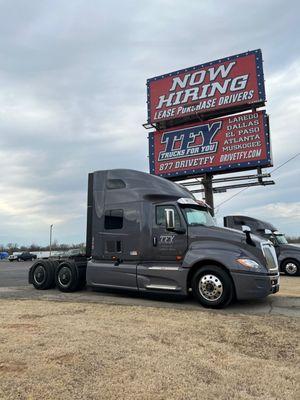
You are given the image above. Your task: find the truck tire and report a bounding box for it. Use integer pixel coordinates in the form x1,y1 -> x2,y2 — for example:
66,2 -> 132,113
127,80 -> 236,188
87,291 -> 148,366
55,261 -> 84,292
31,260 -> 55,290
282,260 -> 300,276
192,266 -> 233,309
49,259 -> 60,269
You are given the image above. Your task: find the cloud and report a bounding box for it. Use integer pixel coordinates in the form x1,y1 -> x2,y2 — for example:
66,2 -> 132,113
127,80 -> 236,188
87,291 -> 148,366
245,202 -> 300,222
238,202 -> 300,232
0,0 -> 300,245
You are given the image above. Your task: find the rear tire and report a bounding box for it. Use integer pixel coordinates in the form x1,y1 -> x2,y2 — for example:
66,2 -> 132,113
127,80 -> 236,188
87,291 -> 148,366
192,266 -> 233,309
32,261 -> 55,290
55,261 -> 84,292
282,260 -> 300,276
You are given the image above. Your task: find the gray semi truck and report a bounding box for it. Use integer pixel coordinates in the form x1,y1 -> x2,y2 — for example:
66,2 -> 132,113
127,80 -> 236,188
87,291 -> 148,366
29,169 -> 279,308
224,215 -> 300,276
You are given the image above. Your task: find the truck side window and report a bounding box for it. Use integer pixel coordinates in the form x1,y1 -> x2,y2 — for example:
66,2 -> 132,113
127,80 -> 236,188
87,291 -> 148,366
105,209 -> 123,229
156,205 -> 181,228
106,179 -> 126,189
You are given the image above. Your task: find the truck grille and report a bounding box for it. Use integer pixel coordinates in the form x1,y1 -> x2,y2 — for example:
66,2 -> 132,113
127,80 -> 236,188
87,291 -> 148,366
261,243 -> 278,272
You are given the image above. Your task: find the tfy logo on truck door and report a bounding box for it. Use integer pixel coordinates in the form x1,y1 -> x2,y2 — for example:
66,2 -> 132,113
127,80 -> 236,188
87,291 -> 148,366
149,110 -> 272,179
147,49 -> 265,125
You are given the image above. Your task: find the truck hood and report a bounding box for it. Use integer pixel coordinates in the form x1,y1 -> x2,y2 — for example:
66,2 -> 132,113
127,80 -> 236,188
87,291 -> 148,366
187,225 -> 264,247
186,225 -> 270,266
278,243 -> 300,253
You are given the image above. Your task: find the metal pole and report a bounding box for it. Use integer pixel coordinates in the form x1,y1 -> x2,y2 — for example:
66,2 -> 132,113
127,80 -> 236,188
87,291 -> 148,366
257,167 -> 263,184
49,224 -> 53,257
181,172 -> 271,186
202,174 -> 214,216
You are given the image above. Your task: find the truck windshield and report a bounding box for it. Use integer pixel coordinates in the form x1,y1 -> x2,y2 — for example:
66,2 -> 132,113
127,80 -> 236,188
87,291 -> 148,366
275,234 -> 288,245
181,206 -> 215,227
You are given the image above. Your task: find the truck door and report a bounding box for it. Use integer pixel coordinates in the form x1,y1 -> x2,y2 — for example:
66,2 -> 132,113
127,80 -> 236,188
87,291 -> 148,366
152,204 -> 188,261
136,203 -> 188,294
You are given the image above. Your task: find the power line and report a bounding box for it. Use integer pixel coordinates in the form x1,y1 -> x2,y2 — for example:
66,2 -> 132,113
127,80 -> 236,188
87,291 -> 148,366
214,152 -> 300,212
269,152 -> 300,174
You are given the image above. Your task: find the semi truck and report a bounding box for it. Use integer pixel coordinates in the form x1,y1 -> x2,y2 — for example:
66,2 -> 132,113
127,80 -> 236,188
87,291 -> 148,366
29,169 -> 280,308
224,215 -> 300,276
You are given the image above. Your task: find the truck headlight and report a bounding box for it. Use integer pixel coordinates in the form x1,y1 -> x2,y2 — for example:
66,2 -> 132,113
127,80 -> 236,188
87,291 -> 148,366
236,258 -> 261,271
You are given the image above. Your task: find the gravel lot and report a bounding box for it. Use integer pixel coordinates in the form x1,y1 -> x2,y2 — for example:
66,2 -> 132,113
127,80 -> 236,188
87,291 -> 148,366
0,260 -> 299,399
0,299 -> 299,400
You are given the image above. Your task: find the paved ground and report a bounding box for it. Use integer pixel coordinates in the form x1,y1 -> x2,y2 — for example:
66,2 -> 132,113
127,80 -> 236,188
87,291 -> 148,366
0,260 -> 32,287
0,260 -> 299,317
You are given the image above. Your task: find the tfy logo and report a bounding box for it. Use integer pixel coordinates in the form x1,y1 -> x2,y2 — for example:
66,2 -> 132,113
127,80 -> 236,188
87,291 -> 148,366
158,121 -> 221,162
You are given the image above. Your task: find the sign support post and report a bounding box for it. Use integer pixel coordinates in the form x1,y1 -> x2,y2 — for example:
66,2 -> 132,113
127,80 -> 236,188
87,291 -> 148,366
202,174 -> 214,216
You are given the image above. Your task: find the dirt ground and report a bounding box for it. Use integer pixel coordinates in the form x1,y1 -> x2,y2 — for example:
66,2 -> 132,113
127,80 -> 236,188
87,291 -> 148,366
277,276 -> 300,297
0,300 -> 299,400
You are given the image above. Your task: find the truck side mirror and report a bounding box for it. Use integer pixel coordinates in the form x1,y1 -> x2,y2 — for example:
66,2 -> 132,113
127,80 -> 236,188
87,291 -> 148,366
269,235 -> 278,246
165,209 -> 175,230
242,225 -> 251,233
264,229 -> 272,235
242,225 -> 255,246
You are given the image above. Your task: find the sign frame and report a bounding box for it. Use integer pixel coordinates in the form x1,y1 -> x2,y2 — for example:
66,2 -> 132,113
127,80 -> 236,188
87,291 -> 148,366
147,49 -> 265,127
148,110 -> 272,181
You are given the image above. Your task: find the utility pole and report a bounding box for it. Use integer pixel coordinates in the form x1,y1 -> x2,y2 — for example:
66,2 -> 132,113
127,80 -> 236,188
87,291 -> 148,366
49,224 -> 53,257
202,174 -> 214,216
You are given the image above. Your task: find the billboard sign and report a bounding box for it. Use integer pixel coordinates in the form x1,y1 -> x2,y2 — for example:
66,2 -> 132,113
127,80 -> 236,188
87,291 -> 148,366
147,49 -> 265,125
149,110 -> 272,179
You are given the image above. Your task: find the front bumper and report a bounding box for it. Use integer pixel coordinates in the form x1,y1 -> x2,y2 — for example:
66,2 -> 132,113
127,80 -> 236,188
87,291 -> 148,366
231,271 -> 280,300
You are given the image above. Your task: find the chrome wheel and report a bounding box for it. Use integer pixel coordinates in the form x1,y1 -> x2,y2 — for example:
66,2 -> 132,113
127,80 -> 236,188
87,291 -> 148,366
58,266 -> 72,288
199,274 -> 223,302
33,265 -> 46,285
285,262 -> 298,275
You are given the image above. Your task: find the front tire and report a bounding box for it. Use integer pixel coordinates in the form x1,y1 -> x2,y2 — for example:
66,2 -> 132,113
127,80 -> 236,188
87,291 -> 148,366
282,260 -> 300,276
192,266 -> 233,309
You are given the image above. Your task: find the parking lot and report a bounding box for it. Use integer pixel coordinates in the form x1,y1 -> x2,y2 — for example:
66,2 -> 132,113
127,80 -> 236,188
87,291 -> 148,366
0,259 -> 299,400
0,260 -> 299,317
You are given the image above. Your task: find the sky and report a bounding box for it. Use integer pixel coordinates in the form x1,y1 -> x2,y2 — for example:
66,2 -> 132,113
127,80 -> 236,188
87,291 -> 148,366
0,0 -> 299,246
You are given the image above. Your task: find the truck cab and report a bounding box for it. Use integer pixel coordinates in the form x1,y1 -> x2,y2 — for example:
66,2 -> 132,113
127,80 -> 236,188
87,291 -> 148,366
85,169 -> 279,308
224,215 -> 300,276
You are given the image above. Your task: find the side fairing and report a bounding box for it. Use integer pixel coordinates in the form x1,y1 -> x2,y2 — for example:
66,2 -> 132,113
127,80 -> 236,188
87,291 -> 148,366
92,201 -> 143,261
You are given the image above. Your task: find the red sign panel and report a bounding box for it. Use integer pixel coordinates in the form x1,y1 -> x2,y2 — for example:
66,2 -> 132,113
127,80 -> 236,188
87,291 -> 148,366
147,50 -> 265,125
149,111 -> 272,179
